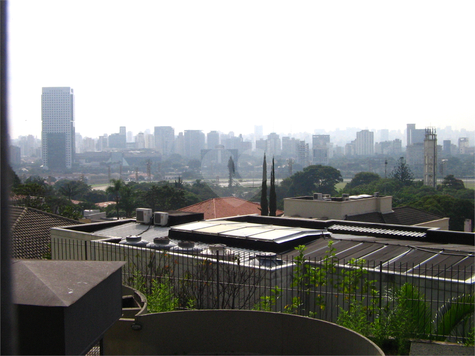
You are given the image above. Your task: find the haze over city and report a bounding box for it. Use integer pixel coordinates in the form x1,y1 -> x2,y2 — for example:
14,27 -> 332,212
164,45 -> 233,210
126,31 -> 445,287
8,0 -> 475,139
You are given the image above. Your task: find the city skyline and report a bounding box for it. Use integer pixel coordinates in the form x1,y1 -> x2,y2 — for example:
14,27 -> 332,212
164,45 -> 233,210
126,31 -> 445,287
8,1 -> 475,139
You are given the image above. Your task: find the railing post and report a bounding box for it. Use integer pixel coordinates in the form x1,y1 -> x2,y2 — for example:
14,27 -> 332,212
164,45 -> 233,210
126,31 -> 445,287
379,261 -> 383,310
216,250 -> 220,308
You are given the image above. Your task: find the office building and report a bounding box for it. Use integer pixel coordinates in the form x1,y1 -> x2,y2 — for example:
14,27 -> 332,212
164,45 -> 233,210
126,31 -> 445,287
458,137 -> 469,154
407,124 -> 425,147
184,130 -> 205,159
41,87 -> 75,170
312,135 -> 331,164
207,131 -> 220,149
354,130 -> 374,156
154,126 -> 175,157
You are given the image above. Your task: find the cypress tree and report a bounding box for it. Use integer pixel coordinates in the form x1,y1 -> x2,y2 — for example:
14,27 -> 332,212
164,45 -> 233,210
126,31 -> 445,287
260,154 -> 268,216
269,157 -> 276,216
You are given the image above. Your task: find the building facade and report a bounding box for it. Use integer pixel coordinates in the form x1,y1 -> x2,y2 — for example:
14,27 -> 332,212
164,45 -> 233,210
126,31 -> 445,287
354,130 -> 374,156
154,126 -> 175,157
41,87 -> 75,170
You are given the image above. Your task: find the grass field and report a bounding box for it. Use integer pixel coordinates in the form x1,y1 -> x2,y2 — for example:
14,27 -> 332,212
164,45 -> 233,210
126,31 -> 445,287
335,182 -> 347,191
464,180 -> 475,190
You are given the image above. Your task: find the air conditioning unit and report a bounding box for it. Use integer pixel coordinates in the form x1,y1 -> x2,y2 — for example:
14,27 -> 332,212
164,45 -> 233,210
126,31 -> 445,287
153,212 -> 169,226
136,208 -> 152,224
313,193 -> 323,200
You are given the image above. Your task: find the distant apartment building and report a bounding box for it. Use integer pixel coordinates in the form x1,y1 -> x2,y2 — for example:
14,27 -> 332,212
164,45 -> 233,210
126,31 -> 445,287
458,137 -> 469,154
312,135 -> 331,164
82,137 -> 96,153
354,130 -> 374,156
222,132 -> 242,150
443,140 -> 452,156
10,145 -> 21,165
184,130 -> 205,159
345,142 -> 355,156
406,142 -> 424,175
406,124 -> 426,147
255,138 -> 267,152
17,135 -> 40,157
135,132 -> 145,149
108,133 -> 126,149
254,125 -> 263,140
281,137 -> 298,158
296,140 -> 309,167
206,131 -> 220,149
41,87 -> 75,170
374,139 -> 402,155
154,126 -> 175,157
266,133 -> 282,157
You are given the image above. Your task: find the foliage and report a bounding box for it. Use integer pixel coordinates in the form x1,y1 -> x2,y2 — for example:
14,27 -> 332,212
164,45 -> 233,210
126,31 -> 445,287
106,179 -> 124,218
340,172 -> 474,231
390,157 -> 414,186
146,279 -> 179,313
253,286 -> 282,311
227,156 -> 235,188
280,164 -> 342,197
130,270 -> 178,313
433,294 -> 474,340
269,157 -> 277,216
337,283 -> 474,355
408,194 -> 474,231
441,174 -> 465,190
260,154 -> 268,216
346,172 -> 381,190
55,179 -> 91,201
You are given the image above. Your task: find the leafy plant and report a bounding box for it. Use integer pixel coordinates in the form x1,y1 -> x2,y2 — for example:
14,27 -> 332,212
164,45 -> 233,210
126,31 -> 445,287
146,279 -> 179,313
253,286 -> 282,311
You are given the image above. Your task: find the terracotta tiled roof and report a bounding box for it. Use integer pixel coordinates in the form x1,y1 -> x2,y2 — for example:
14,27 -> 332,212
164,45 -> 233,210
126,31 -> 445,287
346,206 -> 443,226
95,201 -> 116,208
179,197 -> 283,220
10,206 -> 80,259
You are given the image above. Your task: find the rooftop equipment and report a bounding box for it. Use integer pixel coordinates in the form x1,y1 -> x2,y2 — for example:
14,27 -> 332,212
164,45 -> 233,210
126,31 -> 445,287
136,208 -> 153,224
153,211 -> 169,226
146,236 -> 176,250
119,235 -> 148,247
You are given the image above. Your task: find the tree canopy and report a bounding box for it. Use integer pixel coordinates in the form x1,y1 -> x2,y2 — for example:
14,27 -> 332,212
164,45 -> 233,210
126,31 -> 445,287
280,165 -> 342,197
347,172 -> 381,189
390,157 -> 414,186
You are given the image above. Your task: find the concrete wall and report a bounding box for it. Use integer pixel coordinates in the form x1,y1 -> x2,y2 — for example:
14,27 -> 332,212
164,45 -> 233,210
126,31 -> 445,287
416,218 -> 450,230
284,196 -> 393,220
103,310 -> 384,355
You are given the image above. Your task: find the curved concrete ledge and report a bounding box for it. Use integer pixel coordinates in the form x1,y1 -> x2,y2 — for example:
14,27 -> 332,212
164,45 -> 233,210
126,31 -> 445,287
104,309 -> 384,355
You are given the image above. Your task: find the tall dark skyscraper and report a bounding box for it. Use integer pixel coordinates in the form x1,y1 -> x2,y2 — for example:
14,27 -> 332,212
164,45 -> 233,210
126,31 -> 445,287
41,87 -> 75,170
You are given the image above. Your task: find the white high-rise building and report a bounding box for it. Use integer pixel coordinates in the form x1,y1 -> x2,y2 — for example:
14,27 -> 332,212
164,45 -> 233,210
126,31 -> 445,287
41,87 -> 75,170
355,130 -> 374,156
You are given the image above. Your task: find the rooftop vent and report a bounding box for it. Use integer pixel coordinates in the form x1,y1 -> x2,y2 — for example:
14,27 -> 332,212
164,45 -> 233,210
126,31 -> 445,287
119,235 -> 148,247
201,244 -> 236,260
146,236 -> 176,250
171,240 -> 203,254
255,252 -> 282,267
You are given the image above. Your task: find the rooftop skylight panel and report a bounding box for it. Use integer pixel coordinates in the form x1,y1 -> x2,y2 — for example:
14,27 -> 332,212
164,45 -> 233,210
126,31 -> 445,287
195,223 -> 250,234
223,226 -> 271,237
247,229 -> 309,241
171,221 -> 222,232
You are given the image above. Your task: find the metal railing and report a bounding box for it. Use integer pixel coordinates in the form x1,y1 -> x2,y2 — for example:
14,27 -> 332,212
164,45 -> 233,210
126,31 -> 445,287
52,237 -> 474,343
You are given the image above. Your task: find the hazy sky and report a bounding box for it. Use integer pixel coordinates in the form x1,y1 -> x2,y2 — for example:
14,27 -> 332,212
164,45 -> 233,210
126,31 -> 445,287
8,0 -> 475,139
